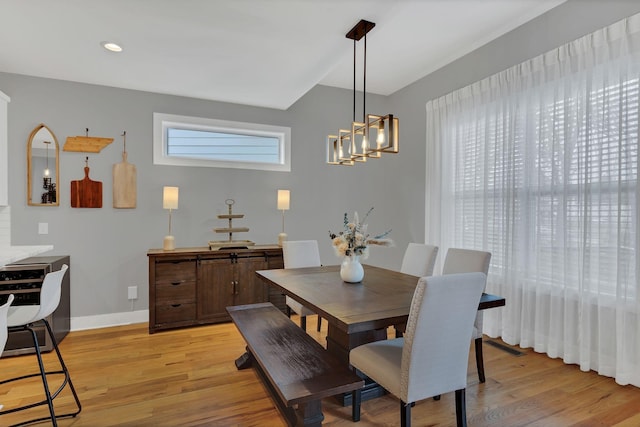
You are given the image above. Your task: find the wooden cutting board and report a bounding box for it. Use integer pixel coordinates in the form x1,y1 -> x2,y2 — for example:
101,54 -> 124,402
113,152 -> 136,208
71,166 -> 102,208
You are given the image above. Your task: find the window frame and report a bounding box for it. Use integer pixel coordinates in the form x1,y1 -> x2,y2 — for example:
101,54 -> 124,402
153,112 -> 291,172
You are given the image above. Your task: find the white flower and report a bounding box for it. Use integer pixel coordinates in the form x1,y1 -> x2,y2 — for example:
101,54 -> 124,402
328,208 -> 393,259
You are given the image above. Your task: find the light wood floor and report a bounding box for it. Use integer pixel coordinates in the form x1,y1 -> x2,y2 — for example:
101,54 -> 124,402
1,316 -> 640,426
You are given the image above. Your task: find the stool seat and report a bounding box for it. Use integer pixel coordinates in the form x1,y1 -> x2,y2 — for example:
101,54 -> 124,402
7,305 -> 39,327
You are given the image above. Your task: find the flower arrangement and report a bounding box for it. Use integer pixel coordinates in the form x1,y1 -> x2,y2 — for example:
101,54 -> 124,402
328,207 -> 393,259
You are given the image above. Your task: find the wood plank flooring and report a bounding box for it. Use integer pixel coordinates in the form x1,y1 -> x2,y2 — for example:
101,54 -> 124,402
1,316 -> 639,426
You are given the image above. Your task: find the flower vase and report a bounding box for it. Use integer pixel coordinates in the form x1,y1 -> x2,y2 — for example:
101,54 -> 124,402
340,255 -> 364,283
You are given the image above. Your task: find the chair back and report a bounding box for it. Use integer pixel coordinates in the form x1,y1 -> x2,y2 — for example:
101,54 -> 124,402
282,240 -> 321,269
442,248 -> 491,275
0,294 -> 14,356
401,272 -> 485,402
442,248 -> 491,340
400,243 -> 438,277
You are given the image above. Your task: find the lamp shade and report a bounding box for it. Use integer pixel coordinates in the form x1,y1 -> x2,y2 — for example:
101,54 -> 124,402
277,190 -> 290,210
163,186 -> 179,210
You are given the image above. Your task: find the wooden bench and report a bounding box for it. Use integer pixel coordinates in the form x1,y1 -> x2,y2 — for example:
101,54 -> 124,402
227,302 -> 364,427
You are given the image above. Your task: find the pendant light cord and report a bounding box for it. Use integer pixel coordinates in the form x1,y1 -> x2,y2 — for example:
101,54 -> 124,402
363,32 -> 367,123
353,38 -> 356,123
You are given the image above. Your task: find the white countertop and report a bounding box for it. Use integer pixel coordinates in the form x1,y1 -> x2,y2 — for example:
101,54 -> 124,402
0,245 -> 54,268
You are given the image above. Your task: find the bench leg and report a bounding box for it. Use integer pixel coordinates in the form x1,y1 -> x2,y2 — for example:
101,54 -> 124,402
234,347 -> 254,370
296,400 -> 323,427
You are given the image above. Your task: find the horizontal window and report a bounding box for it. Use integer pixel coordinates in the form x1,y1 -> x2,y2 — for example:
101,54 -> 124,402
153,113 -> 291,171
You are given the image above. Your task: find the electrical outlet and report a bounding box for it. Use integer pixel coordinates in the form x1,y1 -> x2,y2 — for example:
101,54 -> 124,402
127,286 -> 138,300
38,222 -> 48,235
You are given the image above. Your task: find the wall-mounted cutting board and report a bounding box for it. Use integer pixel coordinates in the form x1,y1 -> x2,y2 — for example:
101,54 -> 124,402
113,151 -> 136,208
71,166 -> 102,208
64,135 -> 113,153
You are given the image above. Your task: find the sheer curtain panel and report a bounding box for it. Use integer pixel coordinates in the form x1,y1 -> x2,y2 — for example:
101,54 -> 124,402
426,13 -> 640,386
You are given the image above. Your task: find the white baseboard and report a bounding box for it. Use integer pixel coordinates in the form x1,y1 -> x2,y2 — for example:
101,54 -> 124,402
70,310 -> 148,331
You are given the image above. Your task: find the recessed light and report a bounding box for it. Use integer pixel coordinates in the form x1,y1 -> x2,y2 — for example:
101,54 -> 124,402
101,41 -> 123,53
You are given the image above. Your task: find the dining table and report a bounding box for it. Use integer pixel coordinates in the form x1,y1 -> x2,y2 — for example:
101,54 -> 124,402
255,264 -> 506,405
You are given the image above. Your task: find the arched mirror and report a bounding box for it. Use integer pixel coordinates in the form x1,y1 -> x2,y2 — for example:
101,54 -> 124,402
27,123 -> 59,206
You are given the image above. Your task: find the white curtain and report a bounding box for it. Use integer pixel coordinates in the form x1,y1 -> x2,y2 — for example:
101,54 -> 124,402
426,13 -> 640,386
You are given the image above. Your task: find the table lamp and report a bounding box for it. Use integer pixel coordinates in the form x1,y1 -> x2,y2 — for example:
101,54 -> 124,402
277,189 -> 290,246
163,186 -> 179,250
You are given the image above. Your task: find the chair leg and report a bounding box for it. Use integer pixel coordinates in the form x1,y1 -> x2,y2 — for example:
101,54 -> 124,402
300,315 -> 307,331
351,389 -> 361,422
475,337 -> 485,383
455,389 -> 467,427
286,305 -> 292,317
316,316 -> 322,332
400,400 -> 411,427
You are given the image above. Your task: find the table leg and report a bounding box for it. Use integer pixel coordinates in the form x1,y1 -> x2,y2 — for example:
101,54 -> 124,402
325,324 -> 388,406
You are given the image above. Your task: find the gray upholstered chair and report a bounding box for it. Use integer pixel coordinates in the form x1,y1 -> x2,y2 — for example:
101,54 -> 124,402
400,243 -> 439,277
442,248 -> 492,383
1,265 -> 81,425
350,272 -> 486,427
282,240 -> 322,331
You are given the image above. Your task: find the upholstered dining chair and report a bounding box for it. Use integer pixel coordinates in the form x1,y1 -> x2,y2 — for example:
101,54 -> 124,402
350,272 -> 486,427
0,264 -> 81,426
0,294 -> 13,412
442,248 -> 492,383
282,240 -> 322,331
400,243 -> 439,277
394,243 -> 439,337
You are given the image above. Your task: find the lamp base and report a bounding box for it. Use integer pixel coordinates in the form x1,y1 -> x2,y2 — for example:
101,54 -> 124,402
278,232 -> 287,247
163,235 -> 175,251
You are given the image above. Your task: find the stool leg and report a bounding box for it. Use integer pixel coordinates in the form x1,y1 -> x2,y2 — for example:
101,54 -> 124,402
43,319 -> 82,418
29,326 -> 58,426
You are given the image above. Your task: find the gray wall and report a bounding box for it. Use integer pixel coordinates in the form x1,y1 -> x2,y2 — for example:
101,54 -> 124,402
2,0 -> 639,323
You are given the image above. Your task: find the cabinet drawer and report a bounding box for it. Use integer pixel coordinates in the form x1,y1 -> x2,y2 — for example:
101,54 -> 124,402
156,281 -> 196,305
156,302 -> 196,324
155,261 -> 196,283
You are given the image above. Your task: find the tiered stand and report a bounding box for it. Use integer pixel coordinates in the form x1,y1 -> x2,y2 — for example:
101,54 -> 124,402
208,199 -> 255,250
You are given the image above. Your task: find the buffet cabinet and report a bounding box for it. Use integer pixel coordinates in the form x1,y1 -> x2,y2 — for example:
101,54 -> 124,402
147,246 -> 284,333
0,255 -> 70,356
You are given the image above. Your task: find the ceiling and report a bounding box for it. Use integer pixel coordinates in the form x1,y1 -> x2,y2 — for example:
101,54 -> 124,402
0,0 -> 565,110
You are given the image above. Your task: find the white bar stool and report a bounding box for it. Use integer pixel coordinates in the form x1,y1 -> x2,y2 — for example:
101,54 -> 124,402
0,265 -> 81,426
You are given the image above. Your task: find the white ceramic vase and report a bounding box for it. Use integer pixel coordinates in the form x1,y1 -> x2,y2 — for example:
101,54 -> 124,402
340,255 -> 364,283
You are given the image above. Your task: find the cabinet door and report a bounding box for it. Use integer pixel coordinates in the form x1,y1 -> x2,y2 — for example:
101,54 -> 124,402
197,258 -> 235,322
234,256 -> 268,306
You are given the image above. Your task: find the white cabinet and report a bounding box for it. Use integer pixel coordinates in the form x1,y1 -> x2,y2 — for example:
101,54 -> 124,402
0,90 -> 9,206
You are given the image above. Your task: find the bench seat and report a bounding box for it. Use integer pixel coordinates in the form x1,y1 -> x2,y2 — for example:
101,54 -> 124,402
227,302 -> 364,427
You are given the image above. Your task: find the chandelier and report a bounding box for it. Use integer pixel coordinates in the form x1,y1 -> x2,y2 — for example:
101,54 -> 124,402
327,19 -> 399,166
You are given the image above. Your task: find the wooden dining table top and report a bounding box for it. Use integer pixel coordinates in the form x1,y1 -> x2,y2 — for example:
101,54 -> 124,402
256,264 -> 505,335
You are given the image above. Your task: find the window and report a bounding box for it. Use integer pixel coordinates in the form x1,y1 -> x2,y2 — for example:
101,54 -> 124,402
153,113 -> 291,171
449,76 -> 638,296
